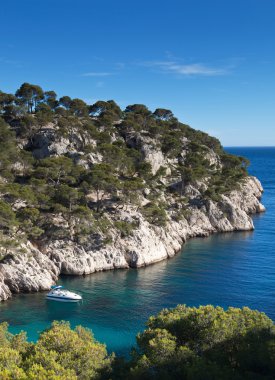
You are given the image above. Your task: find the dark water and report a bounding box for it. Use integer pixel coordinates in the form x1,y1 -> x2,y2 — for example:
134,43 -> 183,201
0,147 -> 274,355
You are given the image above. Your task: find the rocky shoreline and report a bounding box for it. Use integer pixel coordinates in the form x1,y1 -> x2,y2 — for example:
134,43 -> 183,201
0,175 -> 264,302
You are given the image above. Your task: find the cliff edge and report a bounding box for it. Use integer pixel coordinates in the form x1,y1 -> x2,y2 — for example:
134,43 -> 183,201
0,84 -> 265,301
0,175 -> 264,301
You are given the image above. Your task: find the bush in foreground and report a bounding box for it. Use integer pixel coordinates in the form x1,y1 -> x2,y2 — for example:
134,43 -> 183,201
0,305 -> 274,379
129,305 -> 275,380
0,321 -> 112,379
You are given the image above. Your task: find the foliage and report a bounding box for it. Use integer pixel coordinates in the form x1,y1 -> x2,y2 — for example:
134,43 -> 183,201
113,220 -> 138,237
59,95 -> 72,110
0,83 -> 268,380
0,83 -> 250,247
84,163 -> 119,212
15,83 -> 44,113
0,117 -> 18,179
125,104 -> 151,116
90,100 -> 122,125
142,202 -> 167,226
0,233 -> 20,261
0,307 -> 274,379
153,108 -> 174,121
127,305 -> 275,380
44,90 -> 58,110
70,98 -> 89,117
0,199 -> 17,231
0,321 -> 112,380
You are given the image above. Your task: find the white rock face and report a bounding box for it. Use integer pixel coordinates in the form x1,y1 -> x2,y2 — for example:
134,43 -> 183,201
0,176 -> 265,301
125,133 -> 177,176
141,143 -> 167,175
204,148 -> 221,169
29,127 -> 97,159
228,176 -> 265,214
0,242 -> 59,300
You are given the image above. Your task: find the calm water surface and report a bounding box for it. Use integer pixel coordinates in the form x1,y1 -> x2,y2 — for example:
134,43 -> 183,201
0,147 -> 274,355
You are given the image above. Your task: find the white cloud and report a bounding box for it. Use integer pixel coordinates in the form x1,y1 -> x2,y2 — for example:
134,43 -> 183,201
82,72 -> 113,77
144,60 -> 228,76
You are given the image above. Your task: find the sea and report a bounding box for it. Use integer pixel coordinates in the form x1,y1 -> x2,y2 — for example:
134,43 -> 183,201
0,147 -> 274,356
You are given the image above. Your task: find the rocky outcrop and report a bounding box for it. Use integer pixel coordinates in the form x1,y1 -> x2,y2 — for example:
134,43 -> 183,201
0,175 -> 264,301
0,242 -> 59,301
0,93 -> 266,303
28,126 -> 97,159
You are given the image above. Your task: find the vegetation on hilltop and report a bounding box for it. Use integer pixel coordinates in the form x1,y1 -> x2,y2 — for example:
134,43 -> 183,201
0,83 -> 250,257
0,305 -> 274,379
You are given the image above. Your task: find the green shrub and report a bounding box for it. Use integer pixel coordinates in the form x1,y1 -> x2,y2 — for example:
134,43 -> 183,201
128,305 -> 275,380
113,220 -> 138,237
0,321 -> 112,380
142,203 -> 167,226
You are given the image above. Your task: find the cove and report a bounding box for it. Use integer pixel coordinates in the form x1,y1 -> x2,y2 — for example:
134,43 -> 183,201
0,147 -> 274,356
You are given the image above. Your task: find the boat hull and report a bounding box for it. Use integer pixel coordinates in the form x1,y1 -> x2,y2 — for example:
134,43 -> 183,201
46,296 -> 81,302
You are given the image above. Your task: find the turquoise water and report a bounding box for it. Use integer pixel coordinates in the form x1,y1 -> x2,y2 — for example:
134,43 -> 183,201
0,147 -> 274,355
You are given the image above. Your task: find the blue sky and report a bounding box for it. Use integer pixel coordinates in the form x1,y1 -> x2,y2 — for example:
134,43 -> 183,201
1,0 -> 274,146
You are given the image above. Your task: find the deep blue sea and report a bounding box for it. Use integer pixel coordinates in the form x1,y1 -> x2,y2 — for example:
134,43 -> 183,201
0,147 -> 274,355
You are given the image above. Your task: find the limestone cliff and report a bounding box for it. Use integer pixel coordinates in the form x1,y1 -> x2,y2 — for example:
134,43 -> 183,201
0,175 -> 264,301
0,93 -> 266,301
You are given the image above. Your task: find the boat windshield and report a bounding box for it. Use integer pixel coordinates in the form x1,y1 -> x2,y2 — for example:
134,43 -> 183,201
51,288 -> 71,294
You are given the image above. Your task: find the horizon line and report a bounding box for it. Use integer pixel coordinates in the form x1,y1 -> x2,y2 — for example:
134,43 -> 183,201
224,145 -> 275,148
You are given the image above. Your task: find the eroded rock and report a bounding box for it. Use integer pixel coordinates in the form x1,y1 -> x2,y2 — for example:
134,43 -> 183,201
0,176 -> 265,301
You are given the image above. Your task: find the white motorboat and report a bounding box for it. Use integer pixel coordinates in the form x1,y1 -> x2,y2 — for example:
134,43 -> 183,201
46,285 -> 82,302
